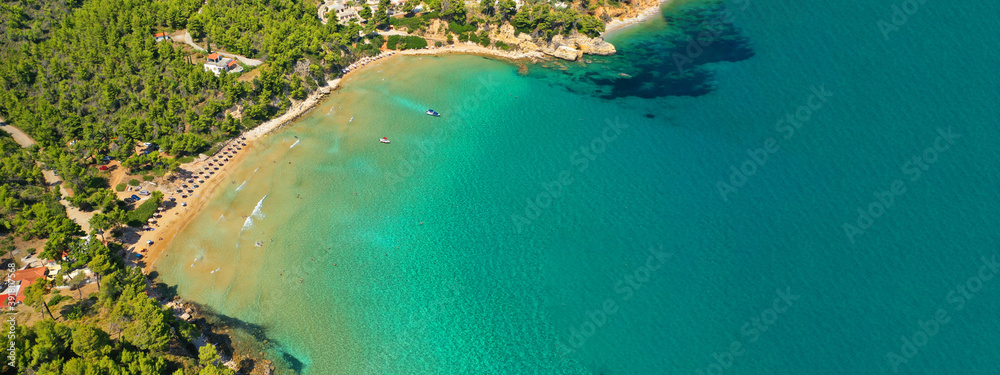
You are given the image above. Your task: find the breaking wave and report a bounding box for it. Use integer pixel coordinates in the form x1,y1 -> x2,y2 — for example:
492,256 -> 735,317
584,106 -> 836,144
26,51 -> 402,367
240,194 -> 268,233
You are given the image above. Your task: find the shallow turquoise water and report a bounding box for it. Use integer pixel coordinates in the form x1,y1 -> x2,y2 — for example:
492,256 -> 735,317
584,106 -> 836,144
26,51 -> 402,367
157,0 -> 1000,373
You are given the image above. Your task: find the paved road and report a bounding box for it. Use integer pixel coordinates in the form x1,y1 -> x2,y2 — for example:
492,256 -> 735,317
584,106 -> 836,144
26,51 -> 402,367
1,119 -> 93,233
176,31 -> 264,66
318,0 -> 333,24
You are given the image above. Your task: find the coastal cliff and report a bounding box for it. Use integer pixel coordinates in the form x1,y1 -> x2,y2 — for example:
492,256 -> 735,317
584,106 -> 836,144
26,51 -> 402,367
491,23 -> 617,61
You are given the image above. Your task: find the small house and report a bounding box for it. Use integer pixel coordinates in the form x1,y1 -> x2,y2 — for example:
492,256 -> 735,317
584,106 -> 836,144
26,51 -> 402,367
153,32 -> 172,42
203,53 -> 242,76
3,267 -> 49,304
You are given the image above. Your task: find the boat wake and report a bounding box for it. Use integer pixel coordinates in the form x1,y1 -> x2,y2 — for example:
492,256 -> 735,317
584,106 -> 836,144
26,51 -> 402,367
393,96 -> 429,113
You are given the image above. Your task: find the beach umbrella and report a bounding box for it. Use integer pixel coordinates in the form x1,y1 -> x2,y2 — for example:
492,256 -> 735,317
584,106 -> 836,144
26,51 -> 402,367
146,240 -> 153,245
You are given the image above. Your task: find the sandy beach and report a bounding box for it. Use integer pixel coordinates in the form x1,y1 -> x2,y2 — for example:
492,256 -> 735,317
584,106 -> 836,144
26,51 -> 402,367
138,79 -> 343,272
140,10 -> 666,271
397,44 -> 546,61
603,0 -> 670,35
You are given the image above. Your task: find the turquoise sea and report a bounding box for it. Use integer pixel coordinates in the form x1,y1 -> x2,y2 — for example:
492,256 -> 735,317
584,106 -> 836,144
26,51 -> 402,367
155,0 -> 1000,373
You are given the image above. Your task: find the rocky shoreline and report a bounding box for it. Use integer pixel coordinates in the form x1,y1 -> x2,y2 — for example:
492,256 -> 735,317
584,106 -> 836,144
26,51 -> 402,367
152,277 -> 282,374
490,24 -> 617,61
472,0 -> 666,61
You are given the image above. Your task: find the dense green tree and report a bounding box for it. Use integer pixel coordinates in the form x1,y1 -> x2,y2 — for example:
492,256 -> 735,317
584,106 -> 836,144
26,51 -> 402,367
373,0 -> 391,29
199,343 -> 221,366
23,319 -> 72,369
23,281 -> 57,320
71,325 -> 112,357
189,15 -> 206,38
88,251 -> 115,291
198,344 -> 236,375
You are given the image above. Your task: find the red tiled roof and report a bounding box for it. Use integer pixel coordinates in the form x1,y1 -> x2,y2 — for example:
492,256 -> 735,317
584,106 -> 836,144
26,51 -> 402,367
207,53 -> 221,60
227,60 -> 238,68
13,267 -> 47,283
153,32 -> 168,38
12,267 -> 48,304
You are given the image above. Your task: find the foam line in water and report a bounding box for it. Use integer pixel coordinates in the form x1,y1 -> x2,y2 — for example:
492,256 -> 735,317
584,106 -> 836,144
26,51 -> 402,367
290,139 -> 301,149
235,180 -> 247,192
240,194 -> 268,234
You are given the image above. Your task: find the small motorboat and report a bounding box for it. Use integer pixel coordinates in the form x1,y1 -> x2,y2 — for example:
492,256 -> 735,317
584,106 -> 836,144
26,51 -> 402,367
379,137 -> 391,144
425,109 -> 440,117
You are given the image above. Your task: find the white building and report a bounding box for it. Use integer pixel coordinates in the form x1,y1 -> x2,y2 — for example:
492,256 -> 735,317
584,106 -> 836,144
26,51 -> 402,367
203,53 -> 242,76
331,1 -> 361,23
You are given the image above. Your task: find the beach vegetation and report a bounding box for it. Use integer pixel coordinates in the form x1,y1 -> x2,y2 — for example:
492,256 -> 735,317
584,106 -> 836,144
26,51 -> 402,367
129,179 -> 141,187
126,191 -> 164,227
389,13 -> 429,31
115,183 -> 127,192
448,19 -> 477,35
386,35 -> 429,50
478,30 -> 491,46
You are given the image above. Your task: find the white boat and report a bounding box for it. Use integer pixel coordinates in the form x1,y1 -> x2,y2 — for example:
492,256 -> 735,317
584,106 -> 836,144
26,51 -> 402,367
379,137 -> 391,144
425,109 -> 440,117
